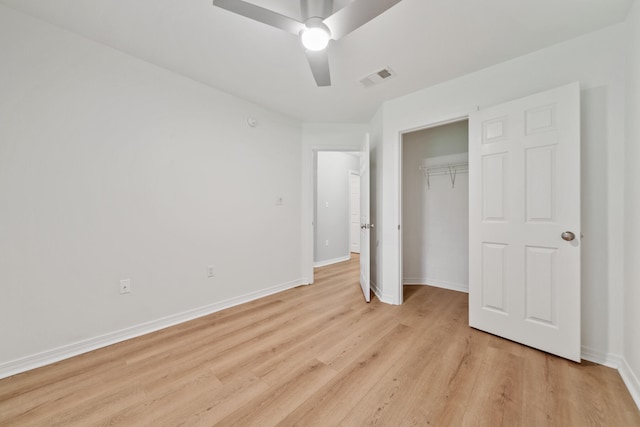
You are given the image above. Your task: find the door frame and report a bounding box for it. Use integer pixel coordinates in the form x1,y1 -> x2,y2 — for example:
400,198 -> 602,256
397,115 -> 469,304
306,146 -> 360,284
348,169 -> 361,254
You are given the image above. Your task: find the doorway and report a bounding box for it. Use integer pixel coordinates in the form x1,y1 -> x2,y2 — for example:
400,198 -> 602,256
313,151 -> 361,268
401,119 -> 469,293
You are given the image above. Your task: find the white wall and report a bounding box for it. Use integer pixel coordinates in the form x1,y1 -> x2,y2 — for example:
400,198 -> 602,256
377,24 -> 627,366
0,5 -> 303,375
301,123 -> 369,283
315,152 -> 359,265
624,0 -> 640,407
402,121 -> 469,291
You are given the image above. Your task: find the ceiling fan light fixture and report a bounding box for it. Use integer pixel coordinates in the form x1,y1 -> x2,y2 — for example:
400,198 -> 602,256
301,20 -> 331,51
212,0 -> 404,86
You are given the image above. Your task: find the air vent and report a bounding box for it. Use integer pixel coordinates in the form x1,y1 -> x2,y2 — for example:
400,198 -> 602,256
360,67 -> 396,88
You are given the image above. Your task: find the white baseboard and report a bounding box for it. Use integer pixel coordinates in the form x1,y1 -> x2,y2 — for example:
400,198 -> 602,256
619,357 -> 640,410
4,277 -> 638,413
314,255 -> 350,268
580,345 -> 621,369
579,346 -> 640,411
0,278 -> 307,380
371,280 -> 395,305
403,277 -> 469,293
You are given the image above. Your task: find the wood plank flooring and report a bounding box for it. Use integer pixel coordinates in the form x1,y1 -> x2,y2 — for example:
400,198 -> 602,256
1,255 -> 639,426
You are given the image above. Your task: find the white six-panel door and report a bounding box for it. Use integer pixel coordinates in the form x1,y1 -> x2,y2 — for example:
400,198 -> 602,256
359,134 -> 371,303
469,83 -> 581,361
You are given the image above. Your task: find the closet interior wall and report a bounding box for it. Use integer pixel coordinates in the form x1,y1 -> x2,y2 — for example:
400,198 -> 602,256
402,120 -> 470,292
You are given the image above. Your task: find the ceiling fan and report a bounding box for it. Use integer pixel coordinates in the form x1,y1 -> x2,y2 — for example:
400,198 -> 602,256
212,0 -> 403,86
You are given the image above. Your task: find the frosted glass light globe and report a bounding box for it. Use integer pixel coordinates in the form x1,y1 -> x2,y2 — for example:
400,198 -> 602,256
301,27 -> 330,51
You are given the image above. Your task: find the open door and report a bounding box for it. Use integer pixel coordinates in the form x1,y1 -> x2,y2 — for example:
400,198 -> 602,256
359,134 -> 371,302
469,82 -> 581,361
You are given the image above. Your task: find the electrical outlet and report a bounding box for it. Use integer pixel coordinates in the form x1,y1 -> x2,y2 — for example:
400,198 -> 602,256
120,278 -> 131,294
207,265 -> 215,278
325,240 -> 329,246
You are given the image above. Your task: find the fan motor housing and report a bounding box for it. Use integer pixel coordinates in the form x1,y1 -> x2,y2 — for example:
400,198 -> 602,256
301,0 -> 333,19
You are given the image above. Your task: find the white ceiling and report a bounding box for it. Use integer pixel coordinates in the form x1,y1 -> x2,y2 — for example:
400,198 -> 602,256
0,0 -> 633,122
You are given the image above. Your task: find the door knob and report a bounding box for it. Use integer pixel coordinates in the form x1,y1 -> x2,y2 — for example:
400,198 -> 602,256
561,231 -> 576,241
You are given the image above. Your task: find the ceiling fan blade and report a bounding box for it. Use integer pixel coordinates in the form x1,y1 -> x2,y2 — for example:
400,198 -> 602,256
305,49 -> 331,87
213,0 -> 305,35
323,0 -> 402,40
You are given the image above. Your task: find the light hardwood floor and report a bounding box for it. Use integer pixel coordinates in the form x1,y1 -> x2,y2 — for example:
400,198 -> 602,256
1,255 -> 639,426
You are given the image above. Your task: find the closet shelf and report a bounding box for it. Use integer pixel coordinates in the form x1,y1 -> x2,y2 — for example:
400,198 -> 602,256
419,161 -> 468,189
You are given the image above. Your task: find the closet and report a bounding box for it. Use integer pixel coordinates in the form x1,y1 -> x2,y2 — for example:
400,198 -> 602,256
402,120 -> 470,292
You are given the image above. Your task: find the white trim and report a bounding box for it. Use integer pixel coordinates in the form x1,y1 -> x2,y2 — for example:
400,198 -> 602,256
0,278 -> 307,380
619,358 -> 640,410
348,169 -> 361,254
314,255 -> 350,268
580,345 -> 621,368
403,278 -> 469,293
578,347 -> 640,410
371,280 -> 396,305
